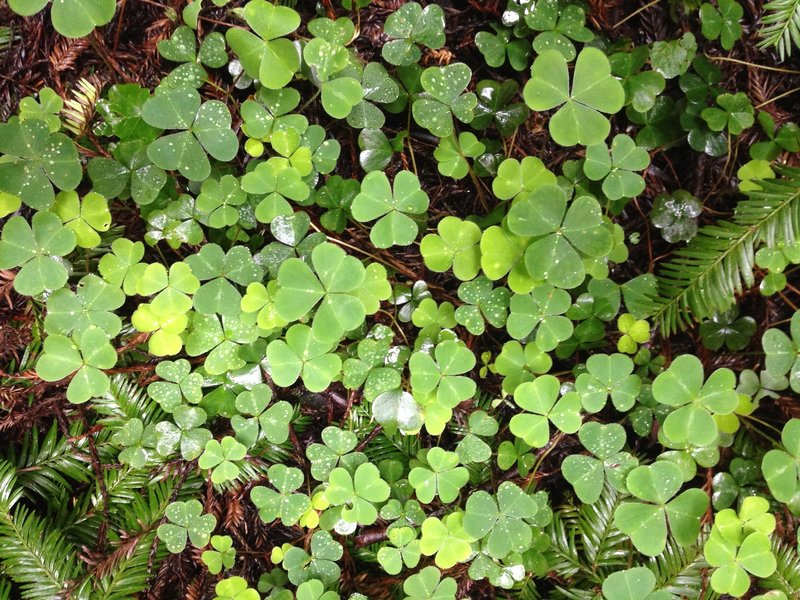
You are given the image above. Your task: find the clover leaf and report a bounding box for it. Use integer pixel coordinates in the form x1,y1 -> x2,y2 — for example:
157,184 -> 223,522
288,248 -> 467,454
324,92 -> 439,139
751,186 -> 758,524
510,375 -> 582,447
154,405 -> 212,460
602,567 -> 672,600
762,311 -> 800,392
275,241 -> 367,342
700,0 -> 743,51
88,140 -> 167,205
455,410 -> 498,464
471,79 -> 530,137
761,418 -> 800,507
347,62 -> 401,129
198,436 -> 248,485
706,528 -> 776,597
613,461 -> 708,556
351,170 -> 429,248
506,284 -> 573,350
372,389 -> 423,436
36,326 -> 117,404
575,354 -> 642,413
306,426 -> 360,481
421,216 -> 481,281
226,0 -> 300,89
251,464 -> 310,526
185,244 -> 263,316
377,525 -> 421,575
213,576 -> 259,600
419,513 -> 475,570
583,134 -> 650,200
131,303 -> 190,357
454,276 -> 510,335
701,92 -> 754,136
315,176 -> 360,233
650,190 -> 703,243
506,184 -> 613,289
652,355 -> 739,446
651,33 -> 697,79
142,87 -> 238,181
196,175 -> 247,228
202,535 -> 236,575
475,26 -> 531,72
0,212 -> 76,297
259,211 -> 326,278
52,191 -> 111,248
433,132 -> 485,180
525,0 -> 593,60
382,2 -> 445,66
409,447 -> 469,504
523,48 -> 625,146
231,384 -> 293,447
44,274 -> 124,339
463,481 -> 537,559
325,463 -> 390,525
185,313 -> 259,374
492,156 -> 557,201
409,340 -> 476,409
137,262 -> 199,317
157,499 -> 217,553
609,46 -> 666,114
266,324 -> 342,392
413,63 -> 477,138
403,566 -> 457,600
562,422 -> 638,503
0,116 -> 82,210
495,340 -> 552,396
699,307 -> 756,351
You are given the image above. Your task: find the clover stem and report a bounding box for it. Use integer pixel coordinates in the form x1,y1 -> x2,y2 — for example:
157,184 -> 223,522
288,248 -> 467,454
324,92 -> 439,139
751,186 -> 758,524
298,90 -> 321,114
378,308 -> 409,346
406,109 -> 418,176
705,54 -> 800,75
613,0 -> 661,28
756,86 -> 800,109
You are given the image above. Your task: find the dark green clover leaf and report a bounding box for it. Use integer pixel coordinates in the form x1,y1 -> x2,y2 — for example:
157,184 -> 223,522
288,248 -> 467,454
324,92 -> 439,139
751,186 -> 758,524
88,140 -> 167,205
510,375 -> 582,447
650,33 -> 697,79
506,184 -> 613,289
471,79 -> 530,137
306,426 -> 359,482
185,313 -> 259,375
563,422 -> 638,504
283,531 -> 343,585
36,326 -> 117,404
351,170 -> 429,248
456,410 -> 498,464
584,134 -> 650,200
413,63 -> 477,138
0,117 -> 81,209
651,190 -> 703,243
475,27 -> 531,72
382,2 -> 445,66
652,355 -> 739,447
506,284 -> 573,350
463,481 -> 537,559
157,499 -> 217,553
609,46 -> 666,114
613,461 -> 708,556
142,87 -> 238,181
523,47 -> 625,146
699,307 -> 756,351
700,0 -> 743,50
226,0 -> 300,89
702,92 -> 754,136
251,464 -> 310,526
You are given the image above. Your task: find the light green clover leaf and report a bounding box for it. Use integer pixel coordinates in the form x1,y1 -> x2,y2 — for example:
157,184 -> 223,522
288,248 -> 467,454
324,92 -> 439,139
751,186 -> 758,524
251,464 -> 310,526
142,87 -> 238,181
525,0 -> 593,61
433,132 -> 485,180
575,353 -> 642,413
157,499 -> 217,553
44,274 -> 124,338
226,0 -> 300,89
419,513 -> 475,570
306,426 -> 359,482
351,170 -> 429,249
185,313 -> 259,375
523,47 -> 625,146
413,63 -> 478,138
583,134 -> 650,200
706,529 -> 776,597
372,389 -> 423,436
377,525 -> 421,575
213,576 -> 260,600
463,481 -> 537,559
762,311 -> 800,392
509,375 -> 582,447
601,567 -> 673,600
0,212 -> 76,296
52,191 -> 111,248
701,92 -> 754,136
154,405 -> 212,460
652,354 -> 739,446
495,340 -> 553,396
409,340 -> 476,408
36,326 -> 117,404
409,447 -> 469,504
506,285 -> 573,350
266,324 -> 342,392
201,535 -> 236,575
282,531 -> 343,585
492,156 -> 557,201
196,175 -> 247,228
198,436 -> 248,485
420,216 -> 481,281
761,418 -> 800,507
613,461 -> 708,556
231,383 -> 293,446
402,566 -> 456,600
325,463 -> 390,525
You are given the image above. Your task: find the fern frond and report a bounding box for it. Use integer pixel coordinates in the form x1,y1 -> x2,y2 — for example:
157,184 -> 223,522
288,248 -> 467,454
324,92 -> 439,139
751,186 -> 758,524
759,0 -> 800,60
761,537 -> 800,595
0,577 -> 12,600
93,375 -> 164,432
87,531 -> 164,600
0,506 -> 83,600
645,537 -> 712,600
653,167 -> 800,333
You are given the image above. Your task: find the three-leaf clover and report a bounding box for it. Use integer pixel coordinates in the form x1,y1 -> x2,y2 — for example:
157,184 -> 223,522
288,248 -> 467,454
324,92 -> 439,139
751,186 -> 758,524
198,436 -> 248,484
36,326 -> 117,404
433,132 -> 485,180
762,311 -> 800,392
583,134 -> 651,200
351,170 -> 429,248
325,463 -> 390,525
650,190 -> 703,243
761,418 -> 800,507
202,535 -> 236,575
700,0 -> 744,50
52,191 -> 111,248
377,525 -> 421,575
185,244 -> 263,317
413,64 -> 478,138
157,500 -> 217,553
701,92 -> 754,136
523,47 -> 625,146
306,426 -> 360,481
525,0 -> 594,60
492,155 -> 557,201
147,359 -> 203,412
226,0 -> 300,89
463,481 -> 537,559
699,307 -> 756,351
454,276 -> 510,335
419,513 -> 475,569
575,353 -> 642,413
44,274 -> 124,338
283,531 -> 343,585
266,324 -> 342,392
506,184 -> 613,289
251,464 -> 310,526
601,567 -> 672,600
231,384 -> 293,447
142,87 -> 238,181
562,422 -> 638,503
506,284 -> 573,350
509,375 -> 582,447
652,355 -> 739,446
214,576 -> 259,600
420,216 -> 482,281
409,447 -> 469,504
402,566 -> 456,600
382,2 -> 445,66
613,460 -> 708,556
409,340 -> 477,408
185,313 -> 258,375
154,405 -> 212,460
0,212 -> 76,296
0,116 -> 82,209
